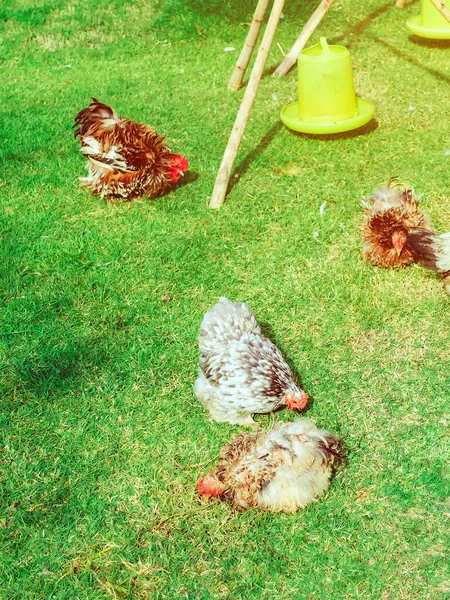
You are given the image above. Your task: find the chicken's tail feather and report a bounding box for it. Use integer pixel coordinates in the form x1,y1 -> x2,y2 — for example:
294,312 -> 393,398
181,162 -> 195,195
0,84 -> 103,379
407,228 -> 443,271
74,98 -> 120,139
80,136 -> 129,171
438,234 -> 450,274
198,297 -> 260,352
305,431 -> 343,468
361,178 -> 422,215
315,434 -> 343,467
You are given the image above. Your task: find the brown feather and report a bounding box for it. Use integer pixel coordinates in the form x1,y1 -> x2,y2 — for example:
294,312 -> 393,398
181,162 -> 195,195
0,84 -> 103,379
360,182 -> 432,269
198,420 -> 342,512
73,98 -> 118,139
216,430 -> 285,509
74,99 -> 187,200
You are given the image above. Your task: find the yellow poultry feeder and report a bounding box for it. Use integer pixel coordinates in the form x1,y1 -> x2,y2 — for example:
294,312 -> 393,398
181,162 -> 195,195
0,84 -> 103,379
407,0 -> 450,39
280,37 -> 375,135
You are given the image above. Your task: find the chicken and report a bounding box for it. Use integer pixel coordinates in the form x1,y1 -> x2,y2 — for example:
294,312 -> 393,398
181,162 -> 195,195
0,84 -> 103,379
73,99 -> 188,200
360,179 -> 432,269
406,228 -> 450,294
196,419 -> 342,512
194,297 -> 309,426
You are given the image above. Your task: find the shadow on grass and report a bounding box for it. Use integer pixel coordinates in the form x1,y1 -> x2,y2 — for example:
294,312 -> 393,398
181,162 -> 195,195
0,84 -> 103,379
369,35 -> 450,85
237,64 -> 278,90
334,0 -> 412,43
267,0 -> 405,77
230,0 -> 400,84
227,121 -> 283,194
225,117 -> 377,198
287,118 -> 379,142
154,0 -> 330,41
158,170 -> 200,199
408,35 -> 450,49
14,338 -> 111,399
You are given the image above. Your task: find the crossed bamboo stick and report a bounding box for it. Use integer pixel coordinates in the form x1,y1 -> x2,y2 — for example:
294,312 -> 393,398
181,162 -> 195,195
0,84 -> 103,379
210,0 -> 450,209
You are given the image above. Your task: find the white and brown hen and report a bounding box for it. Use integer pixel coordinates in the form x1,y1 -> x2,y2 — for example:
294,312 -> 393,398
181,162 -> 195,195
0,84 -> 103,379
360,179 -> 432,269
74,99 -> 188,200
194,297 -> 309,426
407,228 -> 450,294
197,419 -> 342,512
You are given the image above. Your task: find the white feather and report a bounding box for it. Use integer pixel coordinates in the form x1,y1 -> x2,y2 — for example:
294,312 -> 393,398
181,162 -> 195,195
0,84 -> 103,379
436,233 -> 450,272
195,297 -> 304,425
223,419 -> 340,512
81,137 -> 128,171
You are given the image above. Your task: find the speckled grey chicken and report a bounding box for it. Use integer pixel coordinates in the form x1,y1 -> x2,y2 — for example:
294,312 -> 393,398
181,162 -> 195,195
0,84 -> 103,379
194,297 -> 309,426
197,419 -> 342,512
360,180 -> 432,269
407,229 -> 450,294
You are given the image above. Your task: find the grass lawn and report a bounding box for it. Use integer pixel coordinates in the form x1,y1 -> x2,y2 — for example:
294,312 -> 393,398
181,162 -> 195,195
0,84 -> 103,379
1,0 -> 450,597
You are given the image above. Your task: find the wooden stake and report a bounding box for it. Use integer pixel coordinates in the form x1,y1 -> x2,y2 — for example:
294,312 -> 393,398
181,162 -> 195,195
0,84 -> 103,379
429,0 -> 450,22
210,0 -> 285,209
272,0 -> 335,77
396,0 -> 450,19
228,0 -> 271,91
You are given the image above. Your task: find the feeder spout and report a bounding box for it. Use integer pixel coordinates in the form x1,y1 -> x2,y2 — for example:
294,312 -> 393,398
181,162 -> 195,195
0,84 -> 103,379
319,36 -> 331,55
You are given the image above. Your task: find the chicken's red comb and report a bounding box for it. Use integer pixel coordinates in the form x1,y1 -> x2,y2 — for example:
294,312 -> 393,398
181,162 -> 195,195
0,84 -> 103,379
196,473 -> 224,499
171,154 -> 189,172
285,391 -> 309,410
299,390 -> 309,408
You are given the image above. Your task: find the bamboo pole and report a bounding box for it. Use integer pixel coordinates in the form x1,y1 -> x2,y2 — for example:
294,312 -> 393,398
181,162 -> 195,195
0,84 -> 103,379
396,0 -> 450,20
272,0 -> 335,77
228,0 -> 271,91
429,0 -> 450,22
210,0 -> 285,209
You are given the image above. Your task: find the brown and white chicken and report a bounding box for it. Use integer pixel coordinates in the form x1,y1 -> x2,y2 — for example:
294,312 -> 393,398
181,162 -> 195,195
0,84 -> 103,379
360,179 -> 432,269
74,99 -> 188,200
197,419 -> 342,512
407,228 -> 450,294
194,297 -> 309,426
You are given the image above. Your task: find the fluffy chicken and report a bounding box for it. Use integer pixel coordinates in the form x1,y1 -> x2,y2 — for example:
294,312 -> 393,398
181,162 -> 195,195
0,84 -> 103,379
407,228 -> 450,294
197,419 -> 342,512
73,99 -> 188,200
360,179 -> 432,269
194,297 -> 309,426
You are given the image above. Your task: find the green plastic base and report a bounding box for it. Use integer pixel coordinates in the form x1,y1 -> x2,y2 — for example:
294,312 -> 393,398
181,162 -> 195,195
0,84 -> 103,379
280,97 -> 374,135
406,15 -> 450,39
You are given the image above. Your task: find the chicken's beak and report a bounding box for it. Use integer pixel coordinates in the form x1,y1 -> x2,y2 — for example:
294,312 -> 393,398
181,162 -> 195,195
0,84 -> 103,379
392,230 -> 406,257
284,391 -> 309,410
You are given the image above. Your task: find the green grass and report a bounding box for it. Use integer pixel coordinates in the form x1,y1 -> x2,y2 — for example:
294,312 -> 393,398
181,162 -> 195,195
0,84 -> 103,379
1,0 -> 450,597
